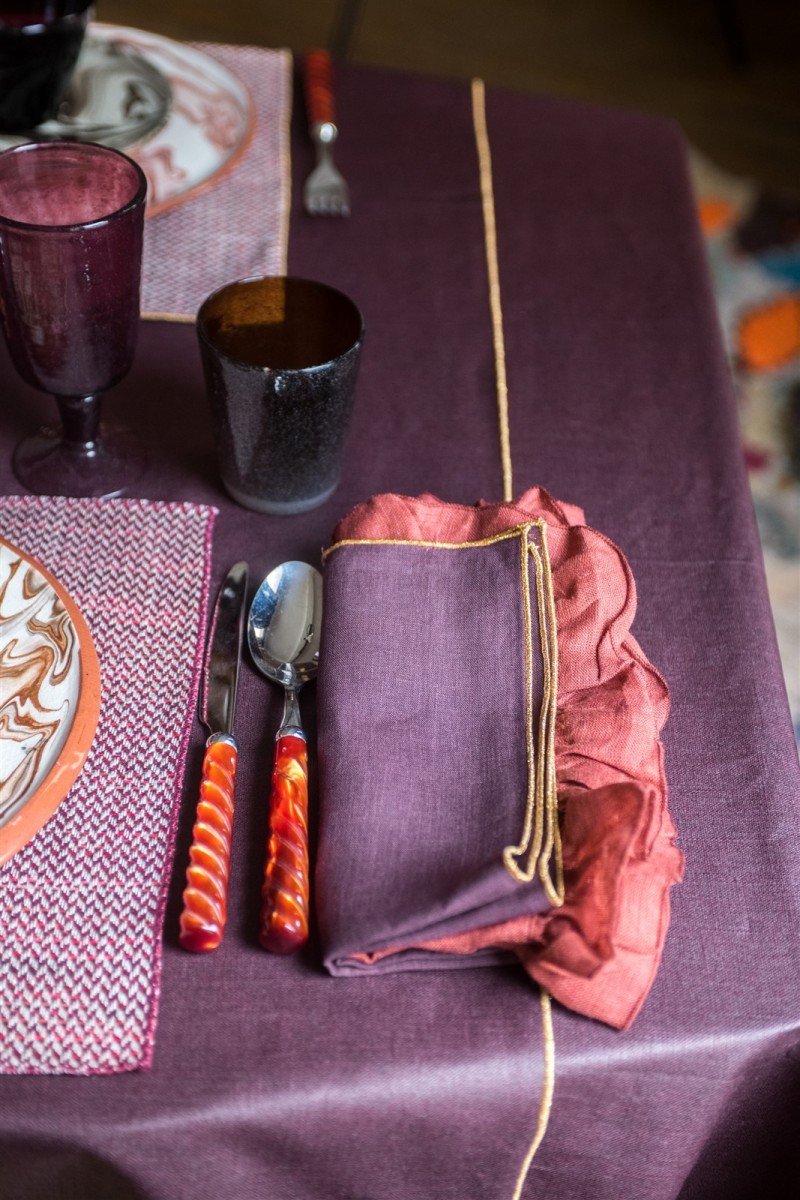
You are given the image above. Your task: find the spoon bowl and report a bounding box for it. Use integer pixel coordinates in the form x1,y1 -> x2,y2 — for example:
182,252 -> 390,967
248,561 -> 322,952
248,561 -> 322,694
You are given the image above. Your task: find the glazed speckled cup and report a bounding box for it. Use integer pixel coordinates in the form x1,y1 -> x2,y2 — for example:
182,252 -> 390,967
196,276 -> 364,515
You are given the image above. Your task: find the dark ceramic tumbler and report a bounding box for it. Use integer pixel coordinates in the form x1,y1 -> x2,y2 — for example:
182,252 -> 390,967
0,2 -> 92,132
197,276 -> 364,515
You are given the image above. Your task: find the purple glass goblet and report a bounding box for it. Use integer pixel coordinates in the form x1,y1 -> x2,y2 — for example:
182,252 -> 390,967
0,139 -> 147,498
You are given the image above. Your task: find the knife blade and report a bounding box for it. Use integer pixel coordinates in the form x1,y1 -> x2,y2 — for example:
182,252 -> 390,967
179,561 -> 248,953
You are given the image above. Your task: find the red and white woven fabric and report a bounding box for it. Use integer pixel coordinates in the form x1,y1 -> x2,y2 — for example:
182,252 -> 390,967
0,496 -> 216,1074
141,45 -> 292,318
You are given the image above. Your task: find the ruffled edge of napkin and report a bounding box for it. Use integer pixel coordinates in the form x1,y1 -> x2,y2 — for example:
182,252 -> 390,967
330,488 -> 684,1029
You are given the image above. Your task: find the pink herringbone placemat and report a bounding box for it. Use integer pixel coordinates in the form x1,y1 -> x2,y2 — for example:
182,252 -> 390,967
142,44 -> 292,318
0,496 -> 216,1074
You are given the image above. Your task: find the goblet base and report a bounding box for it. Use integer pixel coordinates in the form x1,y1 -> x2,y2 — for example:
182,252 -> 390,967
12,424 -> 147,499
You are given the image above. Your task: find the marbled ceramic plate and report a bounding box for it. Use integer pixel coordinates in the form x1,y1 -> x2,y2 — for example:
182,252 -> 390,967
0,538 -> 101,867
0,23 -> 255,216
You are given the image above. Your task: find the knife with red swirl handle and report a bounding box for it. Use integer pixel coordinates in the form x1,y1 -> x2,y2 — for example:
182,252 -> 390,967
179,561 -> 248,952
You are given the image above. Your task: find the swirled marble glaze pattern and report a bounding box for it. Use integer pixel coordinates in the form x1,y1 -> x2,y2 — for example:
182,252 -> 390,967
52,36 -> 171,150
0,25 -> 254,216
0,543 -> 81,826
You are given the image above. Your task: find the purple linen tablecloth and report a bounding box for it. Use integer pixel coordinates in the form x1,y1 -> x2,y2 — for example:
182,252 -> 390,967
0,52 -> 798,1200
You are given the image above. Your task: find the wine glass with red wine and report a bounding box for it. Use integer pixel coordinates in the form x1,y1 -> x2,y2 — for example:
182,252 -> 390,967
0,140 -> 147,498
0,2 -> 92,132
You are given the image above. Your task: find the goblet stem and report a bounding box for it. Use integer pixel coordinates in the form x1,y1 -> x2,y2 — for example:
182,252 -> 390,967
56,393 -> 101,452
12,393 -> 146,499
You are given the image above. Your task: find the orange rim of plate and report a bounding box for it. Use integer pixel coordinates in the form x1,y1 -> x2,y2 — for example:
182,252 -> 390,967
88,24 -> 258,220
0,538 -> 102,867
144,96 -> 256,219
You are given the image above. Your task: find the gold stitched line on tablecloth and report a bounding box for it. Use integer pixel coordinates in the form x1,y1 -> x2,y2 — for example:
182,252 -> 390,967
511,988 -> 557,1200
472,77 -> 560,1198
472,78 -> 513,504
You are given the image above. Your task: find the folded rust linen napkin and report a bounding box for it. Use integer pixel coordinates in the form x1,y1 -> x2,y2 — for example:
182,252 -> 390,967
317,488 -> 684,1030
0,496 -> 216,1074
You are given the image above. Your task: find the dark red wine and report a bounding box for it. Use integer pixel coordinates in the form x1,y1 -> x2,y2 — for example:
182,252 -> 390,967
0,2 -> 89,131
0,3 -> 87,23
0,141 -> 146,397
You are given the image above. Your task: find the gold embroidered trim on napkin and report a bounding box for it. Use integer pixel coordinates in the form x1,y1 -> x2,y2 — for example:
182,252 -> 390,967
502,524 -> 564,908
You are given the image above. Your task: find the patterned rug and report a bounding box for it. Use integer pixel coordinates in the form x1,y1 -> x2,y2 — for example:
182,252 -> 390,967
690,151 -> 800,750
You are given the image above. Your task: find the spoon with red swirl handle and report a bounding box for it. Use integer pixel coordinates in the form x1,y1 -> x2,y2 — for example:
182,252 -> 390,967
247,561 -> 322,953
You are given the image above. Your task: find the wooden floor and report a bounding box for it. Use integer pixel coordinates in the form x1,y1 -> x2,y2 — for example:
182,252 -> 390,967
100,0 -> 800,194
